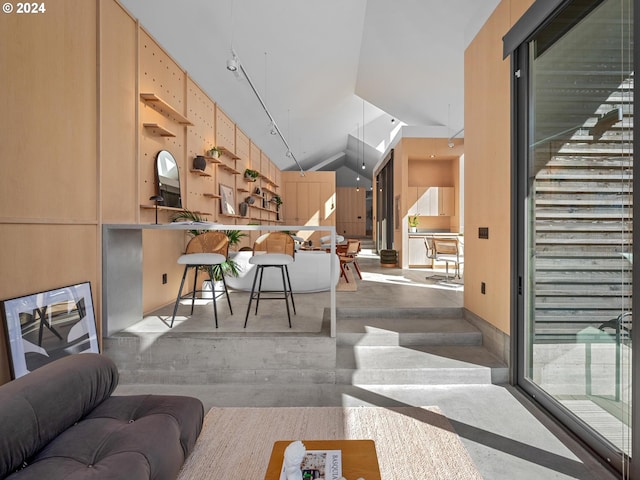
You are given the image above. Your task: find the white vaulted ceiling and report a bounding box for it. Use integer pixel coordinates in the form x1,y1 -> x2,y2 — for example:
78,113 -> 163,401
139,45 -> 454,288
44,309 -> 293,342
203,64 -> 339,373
119,0 -> 500,182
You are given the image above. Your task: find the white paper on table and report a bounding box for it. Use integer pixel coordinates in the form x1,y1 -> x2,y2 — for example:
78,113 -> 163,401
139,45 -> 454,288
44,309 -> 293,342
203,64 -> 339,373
279,450 -> 342,480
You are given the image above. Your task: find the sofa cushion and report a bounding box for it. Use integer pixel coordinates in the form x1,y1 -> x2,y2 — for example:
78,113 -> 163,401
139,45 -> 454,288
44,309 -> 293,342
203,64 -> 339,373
0,354 -> 204,480
0,353 -> 118,478
7,395 -> 204,480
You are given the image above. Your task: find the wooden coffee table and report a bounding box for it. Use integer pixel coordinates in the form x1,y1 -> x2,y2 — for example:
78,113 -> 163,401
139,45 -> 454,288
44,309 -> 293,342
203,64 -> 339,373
264,439 -> 381,480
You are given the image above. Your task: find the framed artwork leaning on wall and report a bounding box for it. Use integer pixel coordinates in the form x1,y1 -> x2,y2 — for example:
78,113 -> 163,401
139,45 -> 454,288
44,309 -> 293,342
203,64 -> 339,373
220,183 -> 236,215
1,282 -> 99,379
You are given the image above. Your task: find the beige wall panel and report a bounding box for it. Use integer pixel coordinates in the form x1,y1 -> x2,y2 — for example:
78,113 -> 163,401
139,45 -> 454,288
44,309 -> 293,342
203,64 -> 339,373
463,0 -> 534,334
139,120 -> 186,209
510,0 -> 535,25
408,159 -> 454,187
138,29 -> 187,210
137,27 -> 189,305
142,230 -> 186,313
100,0 -> 137,223
406,158 -> 458,231
236,129 -> 251,167
187,77 -> 216,155
186,78 -> 217,216
234,131 -> 251,213
393,141 -> 406,257
282,171 -> 335,243
0,0 -> 97,222
139,29 -> 186,113
336,187 -> 365,237
450,158 -> 461,232
0,224 -> 99,383
215,107 -> 236,152
283,182 -> 298,224
250,142 -> 261,169
260,153 -> 270,180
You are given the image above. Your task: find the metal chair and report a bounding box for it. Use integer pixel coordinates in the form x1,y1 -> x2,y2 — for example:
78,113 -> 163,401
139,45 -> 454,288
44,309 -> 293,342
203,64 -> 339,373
432,237 -> 464,279
244,232 -> 296,328
170,231 -> 232,328
424,236 -> 464,280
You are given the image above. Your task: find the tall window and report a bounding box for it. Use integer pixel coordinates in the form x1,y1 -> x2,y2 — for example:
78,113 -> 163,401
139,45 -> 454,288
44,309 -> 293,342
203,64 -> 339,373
511,0 -> 634,473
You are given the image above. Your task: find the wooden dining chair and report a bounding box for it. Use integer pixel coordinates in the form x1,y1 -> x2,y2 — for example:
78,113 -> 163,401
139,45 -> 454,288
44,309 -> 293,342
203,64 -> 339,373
338,239 -> 362,283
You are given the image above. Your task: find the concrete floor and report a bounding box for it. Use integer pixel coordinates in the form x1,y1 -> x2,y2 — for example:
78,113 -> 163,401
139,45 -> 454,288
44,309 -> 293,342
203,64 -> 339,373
114,246 -> 619,479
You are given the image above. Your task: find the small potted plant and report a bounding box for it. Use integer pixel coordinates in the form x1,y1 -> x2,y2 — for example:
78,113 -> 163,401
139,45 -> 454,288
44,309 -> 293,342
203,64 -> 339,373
206,146 -> 221,158
170,210 -> 247,298
272,195 -> 283,220
244,168 -> 260,181
408,213 -> 419,232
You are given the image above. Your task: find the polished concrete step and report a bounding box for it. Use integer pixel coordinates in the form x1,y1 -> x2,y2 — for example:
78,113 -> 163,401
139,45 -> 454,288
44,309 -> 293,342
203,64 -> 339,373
106,306 -> 507,386
104,331 -> 337,385
336,317 -> 482,346
336,345 -> 508,385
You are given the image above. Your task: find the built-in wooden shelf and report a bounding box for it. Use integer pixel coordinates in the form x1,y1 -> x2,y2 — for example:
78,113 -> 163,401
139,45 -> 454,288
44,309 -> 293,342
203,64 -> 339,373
140,93 -> 193,125
259,174 -> 279,188
217,146 -> 240,160
203,193 -> 221,198
190,169 -> 211,177
262,186 -> 277,195
237,187 -> 250,193
204,155 -> 221,164
143,123 -> 176,137
140,205 -> 211,216
219,213 -> 242,218
219,164 -> 241,175
251,205 -> 277,213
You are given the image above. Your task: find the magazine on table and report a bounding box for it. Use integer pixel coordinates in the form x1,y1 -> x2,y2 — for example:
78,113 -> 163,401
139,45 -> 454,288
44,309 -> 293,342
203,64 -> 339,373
279,449 -> 342,480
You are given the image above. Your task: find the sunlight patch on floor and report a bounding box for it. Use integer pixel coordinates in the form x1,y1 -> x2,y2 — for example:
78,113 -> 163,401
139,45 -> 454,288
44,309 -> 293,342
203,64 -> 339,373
361,271 -> 463,291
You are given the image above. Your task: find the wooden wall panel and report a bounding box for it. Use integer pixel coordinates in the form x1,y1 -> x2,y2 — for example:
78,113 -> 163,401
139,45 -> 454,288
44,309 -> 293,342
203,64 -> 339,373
141,229 -> 185,313
282,171 -> 336,244
336,187 -> 366,237
0,0 -> 100,383
250,142 -> 261,168
138,29 -> 187,224
0,0 -> 98,222
139,29 -> 186,113
0,224 -> 99,383
406,158 -> 457,232
215,107 -> 236,152
186,77 -> 217,217
236,129 -> 251,167
100,0 -> 137,223
138,29 -> 189,307
463,0 -> 535,334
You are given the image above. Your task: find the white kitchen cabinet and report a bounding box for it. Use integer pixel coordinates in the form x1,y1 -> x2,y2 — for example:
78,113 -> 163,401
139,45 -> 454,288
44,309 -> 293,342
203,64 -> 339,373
416,187 -> 454,216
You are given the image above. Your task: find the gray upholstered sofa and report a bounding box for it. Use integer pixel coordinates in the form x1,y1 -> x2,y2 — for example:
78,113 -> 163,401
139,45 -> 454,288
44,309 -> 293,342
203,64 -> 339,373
0,353 -> 204,480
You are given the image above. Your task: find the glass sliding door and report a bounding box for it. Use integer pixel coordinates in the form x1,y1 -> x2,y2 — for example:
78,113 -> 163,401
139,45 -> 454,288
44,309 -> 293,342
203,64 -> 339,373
514,0 -> 634,472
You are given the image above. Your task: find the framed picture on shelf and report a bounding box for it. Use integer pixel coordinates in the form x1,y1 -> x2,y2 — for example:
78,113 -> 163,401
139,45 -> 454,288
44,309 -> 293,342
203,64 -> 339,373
1,282 -> 99,379
220,183 -> 236,215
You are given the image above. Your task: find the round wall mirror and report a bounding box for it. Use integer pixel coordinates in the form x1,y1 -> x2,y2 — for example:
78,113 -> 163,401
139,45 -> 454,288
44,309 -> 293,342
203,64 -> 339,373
155,150 -> 182,209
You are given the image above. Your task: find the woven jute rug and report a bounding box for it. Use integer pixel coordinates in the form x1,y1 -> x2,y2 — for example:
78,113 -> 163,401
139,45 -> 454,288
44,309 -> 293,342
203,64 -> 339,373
177,406 -> 483,479
336,268 -> 358,292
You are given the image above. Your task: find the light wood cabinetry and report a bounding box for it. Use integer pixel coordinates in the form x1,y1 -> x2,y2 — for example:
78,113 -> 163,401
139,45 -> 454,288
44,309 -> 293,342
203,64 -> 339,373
408,236 -> 429,267
336,187 -> 366,237
409,186 -> 454,217
282,172 -> 336,244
